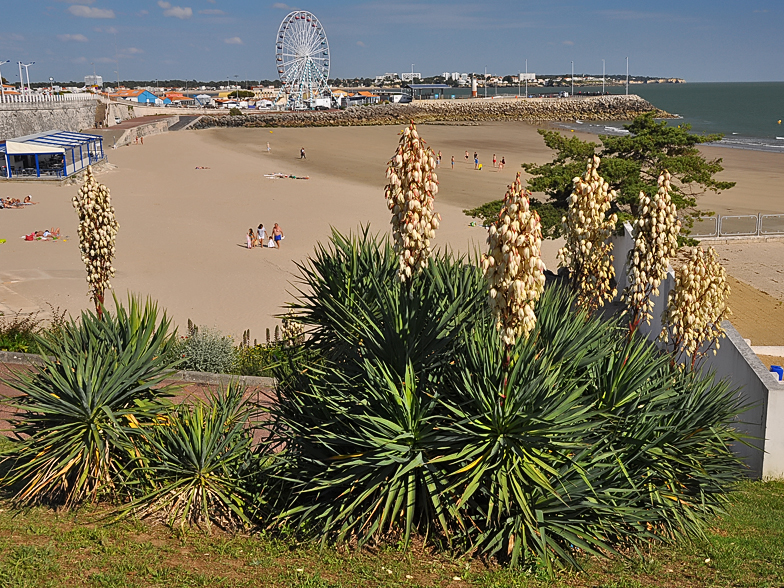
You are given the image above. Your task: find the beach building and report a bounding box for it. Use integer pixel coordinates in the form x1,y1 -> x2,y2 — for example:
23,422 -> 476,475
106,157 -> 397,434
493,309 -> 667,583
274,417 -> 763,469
164,92 -> 195,106
110,89 -> 165,105
405,84 -> 452,100
0,131 -> 105,180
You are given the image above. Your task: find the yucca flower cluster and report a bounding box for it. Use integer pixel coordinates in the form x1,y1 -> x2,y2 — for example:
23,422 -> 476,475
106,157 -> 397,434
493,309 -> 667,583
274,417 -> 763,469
661,246 -> 731,366
558,155 -> 619,312
384,121 -> 440,282
72,166 -> 119,314
481,172 -> 546,346
623,170 -> 680,329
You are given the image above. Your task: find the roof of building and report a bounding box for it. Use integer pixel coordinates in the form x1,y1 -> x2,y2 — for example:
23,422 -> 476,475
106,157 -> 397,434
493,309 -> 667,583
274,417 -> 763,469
3,130 -> 102,155
405,84 -> 451,89
356,91 -> 379,97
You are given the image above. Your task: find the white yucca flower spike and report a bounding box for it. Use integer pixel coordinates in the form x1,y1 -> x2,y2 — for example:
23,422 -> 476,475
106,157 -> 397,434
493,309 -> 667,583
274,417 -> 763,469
73,166 -> 119,316
622,170 -> 680,330
481,172 -> 546,346
384,121 -> 439,282
661,246 -> 731,367
558,155 -> 619,312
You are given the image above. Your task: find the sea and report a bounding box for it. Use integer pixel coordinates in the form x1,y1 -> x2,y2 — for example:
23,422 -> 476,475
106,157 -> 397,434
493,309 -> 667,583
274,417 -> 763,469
443,82 -> 784,153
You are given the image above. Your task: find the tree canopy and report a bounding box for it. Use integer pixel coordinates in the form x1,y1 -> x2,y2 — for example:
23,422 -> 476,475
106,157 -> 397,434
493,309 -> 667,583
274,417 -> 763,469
464,112 -> 735,238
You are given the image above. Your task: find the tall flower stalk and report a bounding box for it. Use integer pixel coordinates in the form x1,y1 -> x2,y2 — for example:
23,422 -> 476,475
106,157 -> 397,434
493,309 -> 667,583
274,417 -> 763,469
558,155 -> 618,312
73,166 -> 119,317
384,121 -> 439,282
622,170 -> 680,332
661,246 -> 731,368
481,172 -> 546,348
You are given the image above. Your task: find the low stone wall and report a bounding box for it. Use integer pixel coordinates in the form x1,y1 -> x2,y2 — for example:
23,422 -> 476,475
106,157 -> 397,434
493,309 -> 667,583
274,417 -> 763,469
0,100 -> 99,140
192,95 -> 667,130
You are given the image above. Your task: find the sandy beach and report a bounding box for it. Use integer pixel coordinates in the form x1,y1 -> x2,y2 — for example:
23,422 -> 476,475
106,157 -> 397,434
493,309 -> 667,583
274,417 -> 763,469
1,121 -> 783,343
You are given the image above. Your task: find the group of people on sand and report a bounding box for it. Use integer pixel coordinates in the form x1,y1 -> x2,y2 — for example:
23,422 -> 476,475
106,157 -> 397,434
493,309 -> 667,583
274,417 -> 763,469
1,195 -> 35,209
462,151 -> 505,171
247,223 -> 284,249
23,227 -> 60,241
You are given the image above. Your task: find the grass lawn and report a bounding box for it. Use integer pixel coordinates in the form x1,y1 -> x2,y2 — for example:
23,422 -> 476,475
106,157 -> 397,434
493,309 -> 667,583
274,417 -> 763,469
0,480 -> 780,588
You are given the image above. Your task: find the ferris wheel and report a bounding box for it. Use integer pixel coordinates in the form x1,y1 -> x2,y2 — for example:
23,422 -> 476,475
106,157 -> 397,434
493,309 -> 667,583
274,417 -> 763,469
275,10 -> 332,109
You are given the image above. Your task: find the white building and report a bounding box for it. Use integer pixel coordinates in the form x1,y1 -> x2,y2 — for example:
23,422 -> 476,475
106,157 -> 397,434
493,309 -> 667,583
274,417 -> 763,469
518,73 -> 536,82
84,75 -> 103,87
401,72 -> 421,82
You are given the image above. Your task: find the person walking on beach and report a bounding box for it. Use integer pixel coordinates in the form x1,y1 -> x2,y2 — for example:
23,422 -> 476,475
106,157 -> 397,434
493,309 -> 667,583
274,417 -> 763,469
499,156 -> 505,171
474,154 -> 479,170
247,229 -> 254,249
437,151 -> 442,167
451,155 -> 455,169
272,223 -> 284,248
266,142 -> 271,154
465,151 -> 469,162
257,224 -> 266,245
492,154 -> 497,168
300,147 -> 306,159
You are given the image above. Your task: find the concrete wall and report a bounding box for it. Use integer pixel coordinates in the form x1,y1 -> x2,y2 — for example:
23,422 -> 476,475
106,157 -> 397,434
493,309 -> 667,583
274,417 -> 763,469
611,222 -> 784,478
0,100 -> 99,140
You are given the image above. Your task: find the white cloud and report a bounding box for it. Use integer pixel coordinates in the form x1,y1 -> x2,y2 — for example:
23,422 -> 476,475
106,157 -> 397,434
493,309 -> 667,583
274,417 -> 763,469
158,2 -> 193,19
57,33 -> 89,42
224,37 -> 243,45
95,56 -> 115,63
68,5 -> 115,18
356,41 -> 365,47
124,47 -> 144,54
563,40 -> 574,46
199,9 -> 225,15
272,3 -> 294,9
72,56 -> 88,64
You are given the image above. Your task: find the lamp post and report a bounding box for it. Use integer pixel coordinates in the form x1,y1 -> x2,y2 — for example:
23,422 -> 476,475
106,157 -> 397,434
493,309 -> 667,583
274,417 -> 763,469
19,62 -> 34,97
626,56 -> 629,96
525,59 -> 528,98
570,61 -> 574,96
49,77 -> 53,94
0,60 -> 9,98
484,65 -> 487,98
518,70 -> 520,97
602,59 -> 605,95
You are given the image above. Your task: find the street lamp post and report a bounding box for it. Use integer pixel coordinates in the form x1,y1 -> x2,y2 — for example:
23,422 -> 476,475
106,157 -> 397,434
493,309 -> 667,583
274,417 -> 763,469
525,59 -> 528,98
602,59 -> 605,95
19,62 -> 35,97
484,65 -> 487,98
0,60 -> 9,98
626,56 -> 629,96
49,77 -> 53,94
571,61 -> 574,96
518,71 -> 520,97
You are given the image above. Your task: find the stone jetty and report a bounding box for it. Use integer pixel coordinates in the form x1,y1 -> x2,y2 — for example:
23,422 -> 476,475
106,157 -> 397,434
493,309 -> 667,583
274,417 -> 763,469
192,95 -> 669,130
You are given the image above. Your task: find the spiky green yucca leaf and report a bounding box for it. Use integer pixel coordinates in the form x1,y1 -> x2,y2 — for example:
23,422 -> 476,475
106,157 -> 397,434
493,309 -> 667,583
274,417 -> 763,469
2,296 -> 176,506
122,382 -> 257,532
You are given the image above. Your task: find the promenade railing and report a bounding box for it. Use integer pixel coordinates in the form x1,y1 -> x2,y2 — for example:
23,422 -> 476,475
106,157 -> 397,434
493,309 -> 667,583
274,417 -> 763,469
690,213 -> 784,238
0,93 -> 97,105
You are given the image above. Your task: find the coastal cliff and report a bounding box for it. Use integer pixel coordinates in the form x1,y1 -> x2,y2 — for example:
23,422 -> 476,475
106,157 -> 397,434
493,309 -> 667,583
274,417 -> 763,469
193,94 -> 669,130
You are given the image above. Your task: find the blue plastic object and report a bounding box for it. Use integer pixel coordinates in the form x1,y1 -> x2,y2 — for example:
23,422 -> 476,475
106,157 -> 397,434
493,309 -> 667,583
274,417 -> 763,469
770,365 -> 783,381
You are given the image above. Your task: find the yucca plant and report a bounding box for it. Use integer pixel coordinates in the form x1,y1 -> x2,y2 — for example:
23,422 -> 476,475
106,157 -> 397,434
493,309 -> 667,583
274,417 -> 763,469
274,228 -> 487,546
122,382 -> 258,532
2,296 -> 177,507
272,229 -> 746,571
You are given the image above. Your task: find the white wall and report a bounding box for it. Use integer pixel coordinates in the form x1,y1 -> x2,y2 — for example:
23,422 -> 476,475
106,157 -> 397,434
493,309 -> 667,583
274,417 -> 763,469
611,222 -> 784,479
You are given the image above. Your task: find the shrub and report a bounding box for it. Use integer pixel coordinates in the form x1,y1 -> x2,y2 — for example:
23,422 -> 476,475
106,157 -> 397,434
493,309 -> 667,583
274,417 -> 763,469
173,323 -> 237,374
0,312 -> 40,353
123,383 -> 259,532
229,107 -> 242,116
270,229 -> 745,571
2,296 -> 177,506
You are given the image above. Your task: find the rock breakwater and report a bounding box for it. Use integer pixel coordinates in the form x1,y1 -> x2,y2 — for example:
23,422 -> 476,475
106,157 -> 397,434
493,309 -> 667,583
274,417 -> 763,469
193,95 -> 669,130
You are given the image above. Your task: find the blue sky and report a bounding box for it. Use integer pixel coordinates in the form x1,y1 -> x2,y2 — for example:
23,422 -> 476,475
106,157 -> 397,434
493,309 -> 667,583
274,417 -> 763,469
0,1 -> 782,84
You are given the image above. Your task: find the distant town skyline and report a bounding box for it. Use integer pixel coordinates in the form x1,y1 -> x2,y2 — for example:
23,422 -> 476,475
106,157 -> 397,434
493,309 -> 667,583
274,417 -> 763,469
1,1 -> 782,84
